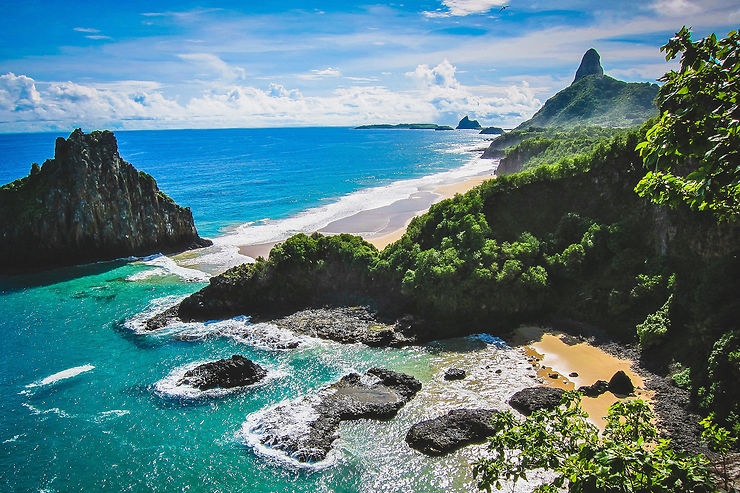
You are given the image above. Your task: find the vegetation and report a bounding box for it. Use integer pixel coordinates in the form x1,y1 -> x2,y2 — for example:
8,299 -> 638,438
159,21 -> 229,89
516,74 -> 658,129
496,126 -> 627,174
473,393 -> 715,492
636,28 -> 740,220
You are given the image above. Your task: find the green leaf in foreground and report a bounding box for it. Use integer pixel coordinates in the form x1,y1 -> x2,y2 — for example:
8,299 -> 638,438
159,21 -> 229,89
473,393 -> 715,492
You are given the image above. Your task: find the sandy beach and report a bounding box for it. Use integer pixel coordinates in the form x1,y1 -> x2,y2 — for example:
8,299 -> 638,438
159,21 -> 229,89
237,172 -> 493,258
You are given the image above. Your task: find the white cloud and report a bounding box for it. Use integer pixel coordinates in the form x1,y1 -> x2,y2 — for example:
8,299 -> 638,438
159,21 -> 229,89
424,0 -> 508,17
177,53 -> 246,81
85,35 -> 112,40
0,69 -> 541,132
406,59 -> 460,89
651,0 -> 700,15
0,72 -> 42,111
298,67 -> 342,80
73,27 -> 100,33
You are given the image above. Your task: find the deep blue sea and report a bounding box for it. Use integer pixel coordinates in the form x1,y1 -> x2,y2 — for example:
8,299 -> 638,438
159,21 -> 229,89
0,128 -> 537,492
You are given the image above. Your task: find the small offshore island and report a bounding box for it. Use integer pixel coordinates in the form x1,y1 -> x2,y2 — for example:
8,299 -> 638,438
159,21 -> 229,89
1,27 -> 738,493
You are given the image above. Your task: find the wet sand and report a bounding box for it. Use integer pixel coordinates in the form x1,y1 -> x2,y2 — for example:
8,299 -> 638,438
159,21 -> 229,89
237,172 -> 494,258
511,327 -> 653,430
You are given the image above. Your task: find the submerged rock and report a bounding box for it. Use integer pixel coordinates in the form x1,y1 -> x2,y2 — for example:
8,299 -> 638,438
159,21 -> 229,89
508,387 -> 565,415
444,368 -> 466,381
178,355 -> 267,390
406,409 -> 498,456
608,370 -> 635,395
252,367 -> 421,463
0,129 -> 211,273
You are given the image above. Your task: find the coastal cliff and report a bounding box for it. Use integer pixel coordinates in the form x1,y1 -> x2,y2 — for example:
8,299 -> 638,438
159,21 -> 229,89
0,129 -> 211,273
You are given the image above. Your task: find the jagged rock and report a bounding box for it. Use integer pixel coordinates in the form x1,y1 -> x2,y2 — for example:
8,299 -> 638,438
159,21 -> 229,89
178,355 -> 267,390
579,380 -> 610,397
509,387 -> 565,415
608,370 -> 634,395
0,129 -> 211,273
406,409 -> 498,455
573,48 -> 604,83
456,116 -> 482,129
444,368 -> 466,380
254,367 -> 421,462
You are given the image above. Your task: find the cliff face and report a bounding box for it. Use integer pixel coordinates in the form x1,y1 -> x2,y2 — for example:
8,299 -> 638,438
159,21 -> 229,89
0,129 -> 211,273
573,48 -> 604,83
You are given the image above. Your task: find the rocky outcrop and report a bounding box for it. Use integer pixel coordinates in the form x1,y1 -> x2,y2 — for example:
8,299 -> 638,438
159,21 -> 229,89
578,380 -> 610,397
253,367 -> 421,462
608,370 -> 634,395
508,387 -> 565,415
177,355 -> 267,390
456,116 -> 482,129
573,48 -> 604,83
444,368 -> 466,380
480,127 -> 504,135
406,409 -> 498,456
0,129 -> 211,273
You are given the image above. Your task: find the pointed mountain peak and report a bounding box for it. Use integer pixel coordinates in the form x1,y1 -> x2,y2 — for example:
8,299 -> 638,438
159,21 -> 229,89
573,48 -> 604,84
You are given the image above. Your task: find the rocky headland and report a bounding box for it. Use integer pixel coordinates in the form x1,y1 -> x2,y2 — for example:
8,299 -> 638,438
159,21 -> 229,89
0,129 -> 211,273
456,116 -> 482,129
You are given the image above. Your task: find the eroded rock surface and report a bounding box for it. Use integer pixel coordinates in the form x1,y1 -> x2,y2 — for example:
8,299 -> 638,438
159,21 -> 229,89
177,355 -> 267,390
406,409 -> 498,456
508,387 -> 565,415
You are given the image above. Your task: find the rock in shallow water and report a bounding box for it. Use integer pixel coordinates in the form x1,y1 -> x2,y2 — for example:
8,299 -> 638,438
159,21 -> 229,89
508,387 -> 565,415
444,368 -> 466,380
579,380 -> 610,397
252,367 -> 421,463
177,355 -> 267,390
405,409 -> 498,456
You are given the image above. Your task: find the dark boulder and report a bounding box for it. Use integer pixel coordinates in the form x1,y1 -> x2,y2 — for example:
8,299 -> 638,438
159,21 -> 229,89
178,355 -> 267,390
444,368 -> 466,380
578,380 -> 610,397
406,409 -> 498,456
508,387 -> 565,415
608,370 -> 634,395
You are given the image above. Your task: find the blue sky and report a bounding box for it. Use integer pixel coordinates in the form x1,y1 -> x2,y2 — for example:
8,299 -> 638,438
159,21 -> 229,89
0,0 -> 738,132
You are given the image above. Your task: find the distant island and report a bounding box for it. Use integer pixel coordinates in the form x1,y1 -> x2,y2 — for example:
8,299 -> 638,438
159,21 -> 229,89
456,116 -> 482,129
355,123 -> 453,130
480,127 -> 504,135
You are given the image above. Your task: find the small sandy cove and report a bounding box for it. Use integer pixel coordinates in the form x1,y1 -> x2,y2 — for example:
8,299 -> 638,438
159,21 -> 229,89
511,326 -> 652,430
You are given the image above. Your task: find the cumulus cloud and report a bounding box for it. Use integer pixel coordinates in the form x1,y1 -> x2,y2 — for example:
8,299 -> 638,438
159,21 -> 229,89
0,69 -> 541,132
424,0 -> 508,17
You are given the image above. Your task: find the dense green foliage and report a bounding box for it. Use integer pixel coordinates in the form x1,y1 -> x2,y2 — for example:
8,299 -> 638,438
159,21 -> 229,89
516,74 -> 658,129
473,393 -> 714,492
497,126 -> 627,174
636,28 -> 740,220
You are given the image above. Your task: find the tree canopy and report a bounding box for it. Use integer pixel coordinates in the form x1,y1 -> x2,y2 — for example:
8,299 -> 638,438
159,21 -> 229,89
636,27 -> 740,220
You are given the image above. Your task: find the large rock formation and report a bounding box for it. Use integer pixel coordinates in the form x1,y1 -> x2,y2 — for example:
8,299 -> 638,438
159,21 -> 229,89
456,116 -> 482,129
250,367 -> 421,462
508,387 -> 565,415
405,408 -> 498,456
573,48 -> 604,83
0,129 -> 211,273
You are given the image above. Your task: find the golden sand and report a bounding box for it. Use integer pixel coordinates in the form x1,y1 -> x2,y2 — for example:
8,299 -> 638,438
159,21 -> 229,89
513,327 -> 653,430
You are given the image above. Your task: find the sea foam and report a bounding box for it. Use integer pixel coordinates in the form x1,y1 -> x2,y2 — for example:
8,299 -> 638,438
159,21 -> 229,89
25,364 -> 95,389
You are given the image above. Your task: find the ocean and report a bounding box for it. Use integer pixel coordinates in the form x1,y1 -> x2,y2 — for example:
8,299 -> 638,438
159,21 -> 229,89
0,128 -> 542,492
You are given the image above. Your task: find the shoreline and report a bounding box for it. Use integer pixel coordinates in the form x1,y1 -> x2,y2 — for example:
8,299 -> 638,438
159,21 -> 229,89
237,172 -> 494,258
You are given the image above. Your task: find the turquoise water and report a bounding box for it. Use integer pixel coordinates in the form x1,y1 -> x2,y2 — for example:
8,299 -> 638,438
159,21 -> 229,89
0,128 -> 534,492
